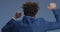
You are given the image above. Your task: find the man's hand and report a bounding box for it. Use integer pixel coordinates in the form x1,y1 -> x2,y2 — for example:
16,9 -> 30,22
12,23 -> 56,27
48,3 -> 56,10
14,11 -> 21,19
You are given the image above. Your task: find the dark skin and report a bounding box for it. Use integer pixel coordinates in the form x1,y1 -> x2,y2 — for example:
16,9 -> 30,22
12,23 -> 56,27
14,11 -> 21,19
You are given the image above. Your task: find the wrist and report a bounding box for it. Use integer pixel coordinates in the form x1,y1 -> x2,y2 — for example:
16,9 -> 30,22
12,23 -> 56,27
14,16 -> 18,19
12,17 -> 16,20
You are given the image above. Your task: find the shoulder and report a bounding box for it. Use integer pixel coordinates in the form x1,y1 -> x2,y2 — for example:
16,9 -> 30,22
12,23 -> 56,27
34,18 -> 45,23
35,18 -> 45,21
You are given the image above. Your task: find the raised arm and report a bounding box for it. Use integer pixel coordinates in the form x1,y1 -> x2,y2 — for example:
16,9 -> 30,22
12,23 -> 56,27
2,19 -> 15,32
44,3 -> 60,31
2,11 -> 21,32
48,3 -> 60,22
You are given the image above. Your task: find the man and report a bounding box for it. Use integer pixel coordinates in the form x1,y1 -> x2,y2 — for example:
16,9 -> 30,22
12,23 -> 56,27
2,2 -> 60,32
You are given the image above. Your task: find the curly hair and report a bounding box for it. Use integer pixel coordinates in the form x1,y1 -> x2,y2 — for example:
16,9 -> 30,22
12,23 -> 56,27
23,2 -> 38,17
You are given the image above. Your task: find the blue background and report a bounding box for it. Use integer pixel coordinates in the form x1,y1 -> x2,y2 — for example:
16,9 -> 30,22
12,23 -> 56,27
0,0 -> 60,32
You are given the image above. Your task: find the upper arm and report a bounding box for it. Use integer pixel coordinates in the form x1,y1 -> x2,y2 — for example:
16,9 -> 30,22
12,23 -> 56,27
2,23 -> 10,32
2,21 -> 14,32
37,18 -> 60,31
44,21 -> 60,31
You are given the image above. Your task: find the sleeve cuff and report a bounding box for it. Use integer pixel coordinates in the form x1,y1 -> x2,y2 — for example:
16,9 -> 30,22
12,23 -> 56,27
12,17 -> 16,21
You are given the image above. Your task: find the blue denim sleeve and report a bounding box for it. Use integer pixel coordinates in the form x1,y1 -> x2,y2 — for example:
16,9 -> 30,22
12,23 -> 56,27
53,9 -> 60,22
44,20 -> 60,31
2,19 -> 15,32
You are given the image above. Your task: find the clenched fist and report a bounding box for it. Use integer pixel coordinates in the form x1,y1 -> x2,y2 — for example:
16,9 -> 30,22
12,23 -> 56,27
14,11 -> 21,19
48,3 -> 56,10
